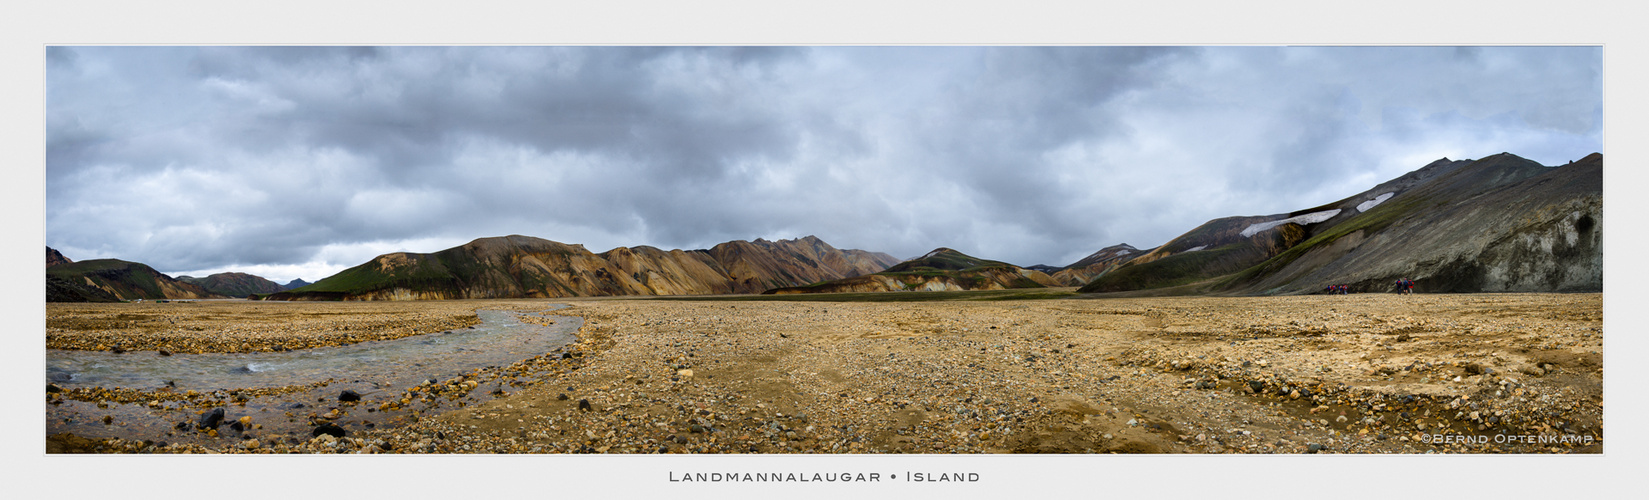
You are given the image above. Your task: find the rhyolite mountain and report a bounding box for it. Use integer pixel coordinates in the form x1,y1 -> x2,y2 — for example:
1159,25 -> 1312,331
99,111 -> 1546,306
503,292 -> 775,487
1046,243 -> 1154,286
764,247 -> 1061,294
47,247 -> 73,267
46,247 -> 223,301
281,279 -> 312,290
1076,152 -> 1602,295
265,235 -> 901,300
177,272 -> 287,298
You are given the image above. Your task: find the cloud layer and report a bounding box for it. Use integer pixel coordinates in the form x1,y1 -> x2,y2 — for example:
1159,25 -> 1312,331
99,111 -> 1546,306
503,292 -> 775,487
46,46 -> 1602,282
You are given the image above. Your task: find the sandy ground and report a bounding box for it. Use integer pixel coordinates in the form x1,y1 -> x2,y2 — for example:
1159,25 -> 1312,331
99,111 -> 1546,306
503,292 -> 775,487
46,293 -> 1602,454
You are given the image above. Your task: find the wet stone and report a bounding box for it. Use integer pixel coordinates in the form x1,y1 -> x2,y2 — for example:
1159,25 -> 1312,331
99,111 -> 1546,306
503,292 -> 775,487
197,408 -> 226,430
312,423 -> 347,438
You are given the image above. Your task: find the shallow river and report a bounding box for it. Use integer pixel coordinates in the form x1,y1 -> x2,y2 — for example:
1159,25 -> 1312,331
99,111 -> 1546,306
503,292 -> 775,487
46,307 -> 580,447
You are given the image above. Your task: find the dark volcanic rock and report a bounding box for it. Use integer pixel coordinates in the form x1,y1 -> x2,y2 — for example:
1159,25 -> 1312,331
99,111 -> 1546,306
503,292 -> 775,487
312,423 -> 347,438
197,408 -> 226,430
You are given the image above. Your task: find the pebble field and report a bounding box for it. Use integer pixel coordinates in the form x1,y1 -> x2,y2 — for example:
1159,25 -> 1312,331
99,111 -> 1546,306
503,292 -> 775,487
46,293 -> 1603,454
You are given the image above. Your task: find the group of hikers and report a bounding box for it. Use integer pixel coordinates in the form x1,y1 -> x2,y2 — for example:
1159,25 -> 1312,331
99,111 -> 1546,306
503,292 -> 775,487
1321,278 -> 1417,295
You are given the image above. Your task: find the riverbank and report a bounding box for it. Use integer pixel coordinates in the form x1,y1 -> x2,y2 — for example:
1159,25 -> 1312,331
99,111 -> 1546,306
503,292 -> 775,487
46,301 -> 583,451
47,300 -> 495,353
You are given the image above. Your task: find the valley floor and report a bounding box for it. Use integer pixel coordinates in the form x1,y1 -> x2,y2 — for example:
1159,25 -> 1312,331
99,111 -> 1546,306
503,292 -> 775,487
47,293 -> 1603,454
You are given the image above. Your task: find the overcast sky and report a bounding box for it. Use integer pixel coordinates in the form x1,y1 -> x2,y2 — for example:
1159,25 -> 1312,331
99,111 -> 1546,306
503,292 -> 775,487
45,46 -> 1602,283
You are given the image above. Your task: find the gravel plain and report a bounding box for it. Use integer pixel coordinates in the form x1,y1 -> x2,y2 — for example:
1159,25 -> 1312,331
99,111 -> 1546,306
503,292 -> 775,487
47,300 -> 483,353
46,293 -> 1603,454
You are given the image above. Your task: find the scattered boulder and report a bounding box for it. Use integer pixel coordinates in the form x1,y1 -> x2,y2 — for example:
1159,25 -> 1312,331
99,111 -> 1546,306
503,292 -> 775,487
339,390 -> 362,402
312,423 -> 347,438
196,408 -> 226,430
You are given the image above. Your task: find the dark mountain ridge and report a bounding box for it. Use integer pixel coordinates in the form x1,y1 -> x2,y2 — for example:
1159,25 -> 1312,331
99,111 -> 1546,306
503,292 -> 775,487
1076,152 -> 1601,295
764,247 -> 1060,294
46,249 -> 223,301
177,272 -> 287,298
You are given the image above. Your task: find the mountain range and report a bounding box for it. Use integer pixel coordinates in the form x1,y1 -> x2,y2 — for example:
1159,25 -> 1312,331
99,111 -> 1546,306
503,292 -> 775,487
263,235 -> 900,300
47,248 -> 222,301
177,272 -> 287,298
1073,152 -> 1601,295
45,151 -> 1602,302
764,247 -> 1060,294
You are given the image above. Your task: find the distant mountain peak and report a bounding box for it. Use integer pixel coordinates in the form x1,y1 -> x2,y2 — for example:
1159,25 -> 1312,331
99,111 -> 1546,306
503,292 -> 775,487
177,271 -> 285,298
919,247 -> 960,259
47,247 -> 73,267
768,246 -> 1057,295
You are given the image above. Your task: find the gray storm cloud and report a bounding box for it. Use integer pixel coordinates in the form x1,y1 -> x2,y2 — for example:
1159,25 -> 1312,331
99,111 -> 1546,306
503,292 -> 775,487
45,46 -> 1601,282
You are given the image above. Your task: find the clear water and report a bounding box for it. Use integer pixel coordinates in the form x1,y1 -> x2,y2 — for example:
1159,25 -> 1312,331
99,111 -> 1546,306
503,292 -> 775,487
47,308 -> 578,391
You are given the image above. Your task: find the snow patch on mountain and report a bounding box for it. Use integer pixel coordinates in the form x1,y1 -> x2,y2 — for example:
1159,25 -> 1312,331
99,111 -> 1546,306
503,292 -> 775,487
1357,192 -> 1395,213
1241,209 -> 1343,238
